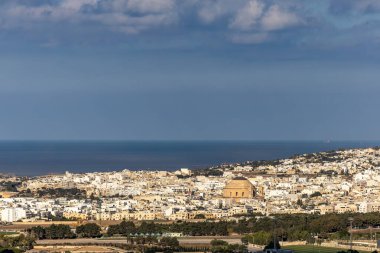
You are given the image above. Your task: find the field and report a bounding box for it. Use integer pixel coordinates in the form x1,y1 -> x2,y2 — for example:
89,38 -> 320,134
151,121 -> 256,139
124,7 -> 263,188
0,231 -> 19,236
283,245 -> 370,253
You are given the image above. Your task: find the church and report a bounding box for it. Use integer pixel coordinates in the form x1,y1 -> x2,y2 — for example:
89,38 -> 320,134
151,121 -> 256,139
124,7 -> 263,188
223,177 -> 255,200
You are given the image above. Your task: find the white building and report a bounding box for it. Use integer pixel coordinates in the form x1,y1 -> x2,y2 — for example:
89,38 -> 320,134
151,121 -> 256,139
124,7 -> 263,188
1,208 -> 27,222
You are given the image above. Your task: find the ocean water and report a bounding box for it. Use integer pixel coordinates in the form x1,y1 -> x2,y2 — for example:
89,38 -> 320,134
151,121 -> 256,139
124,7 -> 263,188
0,141 -> 378,176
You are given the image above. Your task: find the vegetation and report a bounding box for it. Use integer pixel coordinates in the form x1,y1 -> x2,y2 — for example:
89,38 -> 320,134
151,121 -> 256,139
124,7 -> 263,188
27,226 -> 45,240
107,221 -> 137,236
264,239 -> 281,250
210,239 -> 247,253
18,187 -> 87,199
107,220 -> 230,236
28,224 -> 76,239
44,213 -> 78,221
108,212 -> 380,241
283,245 -> 370,253
76,223 -> 101,238
194,214 -> 206,219
241,231 -> 272,245
0,248 -> 22,253
310,192 -> 322,198
28,212 -> 380,247
233,212 -> 380,241
37,188 -> 86,199
192,168 -> 224,177
159,237 -> 179,248
0,181 -> 21,192
0,234 -> 35,252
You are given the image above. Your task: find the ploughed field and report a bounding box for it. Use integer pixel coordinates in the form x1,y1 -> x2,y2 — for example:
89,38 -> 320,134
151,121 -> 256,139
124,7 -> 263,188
283,245 -> 370,253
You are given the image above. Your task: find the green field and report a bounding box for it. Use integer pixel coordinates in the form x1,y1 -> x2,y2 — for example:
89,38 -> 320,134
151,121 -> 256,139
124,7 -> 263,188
0,231 -> 18,236
283,245 -> 370,253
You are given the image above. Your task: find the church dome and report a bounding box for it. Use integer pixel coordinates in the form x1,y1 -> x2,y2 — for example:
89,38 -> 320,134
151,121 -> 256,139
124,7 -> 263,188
223,177 -> 255,199
224,177 -> 253,189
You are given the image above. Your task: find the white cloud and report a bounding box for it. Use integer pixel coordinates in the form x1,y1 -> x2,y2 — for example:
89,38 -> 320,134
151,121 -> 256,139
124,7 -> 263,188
261,5 -> 300,31
83,12 -> 171,34
0,0 -> 306,43
229,0 -> 264,30
0,0 -> 178,34
197,0 -> 236,24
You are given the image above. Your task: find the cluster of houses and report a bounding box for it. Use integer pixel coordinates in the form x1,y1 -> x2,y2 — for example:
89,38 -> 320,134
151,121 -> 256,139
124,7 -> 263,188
1,148 -> 380,222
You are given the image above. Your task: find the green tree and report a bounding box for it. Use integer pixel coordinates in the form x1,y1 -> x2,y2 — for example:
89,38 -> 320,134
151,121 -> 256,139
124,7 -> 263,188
0,234 -> 35,251
194,214 -> 206,219
310,192 -> 322,198
264,239 -> 281,250
253,231 -> 271,245
76,223 -> 101,238
210,240 -> 247,253
211,239 -> 229,247
27,226 -> 46,240
160,237 -> 179,248
108,220 -> 136,236
45,224 -> 76,239
241,235 -> 250,245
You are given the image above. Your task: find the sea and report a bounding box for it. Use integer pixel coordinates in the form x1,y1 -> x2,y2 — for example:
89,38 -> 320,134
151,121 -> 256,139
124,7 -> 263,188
0,140 -> 378,176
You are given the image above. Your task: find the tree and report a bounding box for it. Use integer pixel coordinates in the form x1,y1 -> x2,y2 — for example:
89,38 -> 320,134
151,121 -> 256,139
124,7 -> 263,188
29,224 -> 76,240
76,223 -> 101,238
338,251 -> 359,253
210,240 -> 247,253
28,226 -> 46,239
211,239 -> 229,247
310,192 -> 322,198
44,224 -> 76,239
108,221 -> 136,236
264,239 -> 281,250
139,222 -> 159,234
15,234 -> 35,251
160,237 -> 179,248
241,235 -> 250,245
0,234 -> 35,251
194,214 -> 206,219
145,236 -> 158,245
253,231 -> 271,245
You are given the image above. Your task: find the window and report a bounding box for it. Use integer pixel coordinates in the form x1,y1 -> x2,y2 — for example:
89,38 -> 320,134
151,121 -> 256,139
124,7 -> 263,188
236,192 -> 238,197
242,192 -> 244,197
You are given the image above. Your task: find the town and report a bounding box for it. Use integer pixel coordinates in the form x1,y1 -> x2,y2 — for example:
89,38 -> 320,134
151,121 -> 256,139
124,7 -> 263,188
1,147 -> 380,223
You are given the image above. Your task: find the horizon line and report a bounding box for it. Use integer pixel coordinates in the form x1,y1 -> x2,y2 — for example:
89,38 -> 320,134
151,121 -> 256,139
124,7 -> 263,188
0,139 -> 378,142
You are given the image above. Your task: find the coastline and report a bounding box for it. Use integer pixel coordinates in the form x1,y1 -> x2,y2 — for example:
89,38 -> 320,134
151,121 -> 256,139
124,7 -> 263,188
0,140 -> 379,176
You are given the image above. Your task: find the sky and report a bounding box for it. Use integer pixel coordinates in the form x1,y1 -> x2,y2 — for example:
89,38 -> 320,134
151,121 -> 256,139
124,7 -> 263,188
0,0 -> 380,141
